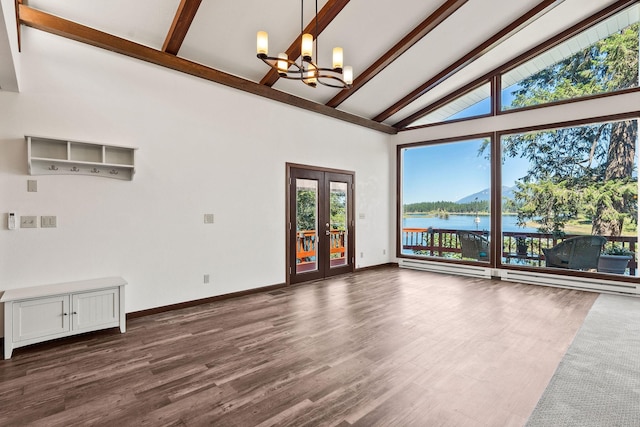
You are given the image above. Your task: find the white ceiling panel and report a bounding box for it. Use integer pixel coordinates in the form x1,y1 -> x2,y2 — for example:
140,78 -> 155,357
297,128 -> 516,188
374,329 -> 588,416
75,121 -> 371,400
29,0 -> 180,49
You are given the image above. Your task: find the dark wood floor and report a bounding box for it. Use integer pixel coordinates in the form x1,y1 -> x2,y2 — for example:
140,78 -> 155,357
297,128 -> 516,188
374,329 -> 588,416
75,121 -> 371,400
0,267 -> 597,426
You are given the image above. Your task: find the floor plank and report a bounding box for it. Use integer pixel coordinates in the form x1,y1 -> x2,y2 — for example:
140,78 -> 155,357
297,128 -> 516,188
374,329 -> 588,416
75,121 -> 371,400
0,267 -> 597,426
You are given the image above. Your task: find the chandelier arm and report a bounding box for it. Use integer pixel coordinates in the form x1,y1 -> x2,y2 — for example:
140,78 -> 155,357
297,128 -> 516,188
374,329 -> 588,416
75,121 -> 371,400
258,54 -> 305,79
316,72 -> 351,89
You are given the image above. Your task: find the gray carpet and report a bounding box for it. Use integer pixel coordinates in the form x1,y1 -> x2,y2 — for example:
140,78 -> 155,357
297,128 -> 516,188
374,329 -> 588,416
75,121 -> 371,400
526,293 -> 640,427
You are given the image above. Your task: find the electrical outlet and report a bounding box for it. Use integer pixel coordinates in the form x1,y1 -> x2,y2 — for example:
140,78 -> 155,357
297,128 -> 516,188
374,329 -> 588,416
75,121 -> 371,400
383,249 -> 386,255
360,252 -> 364,258
204,274 -> 210,284
20,216 -> 37,228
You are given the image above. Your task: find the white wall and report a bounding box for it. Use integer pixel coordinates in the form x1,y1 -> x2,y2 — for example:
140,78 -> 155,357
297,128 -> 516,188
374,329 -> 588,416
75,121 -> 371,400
0,0 -> 20,91
0,28 -> 394,333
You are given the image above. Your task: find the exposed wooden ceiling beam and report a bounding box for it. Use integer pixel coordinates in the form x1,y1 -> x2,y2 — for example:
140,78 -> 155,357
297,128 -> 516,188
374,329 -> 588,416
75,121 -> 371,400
373,0 -> 566,124
259,0 -> 350,87
18,4 -> 396,134
162,0 -> 202,55
325,0 -> 468,109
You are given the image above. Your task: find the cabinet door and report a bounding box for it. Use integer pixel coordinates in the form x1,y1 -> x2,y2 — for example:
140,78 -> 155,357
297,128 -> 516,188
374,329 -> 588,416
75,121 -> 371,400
12,295 -> 70,342
72,288 -> 120,332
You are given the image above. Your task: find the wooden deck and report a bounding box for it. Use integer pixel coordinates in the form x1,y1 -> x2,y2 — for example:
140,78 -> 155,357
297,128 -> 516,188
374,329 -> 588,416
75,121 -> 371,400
0,266 -> 597,426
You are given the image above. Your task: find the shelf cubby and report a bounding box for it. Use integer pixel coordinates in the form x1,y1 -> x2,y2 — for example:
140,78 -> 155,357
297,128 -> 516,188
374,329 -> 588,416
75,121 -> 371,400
27,136 -> 137,180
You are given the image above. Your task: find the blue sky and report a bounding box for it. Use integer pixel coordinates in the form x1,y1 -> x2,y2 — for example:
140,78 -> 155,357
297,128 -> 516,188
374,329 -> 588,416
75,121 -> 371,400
401,86 -> 528,204
402,139 -> 530,204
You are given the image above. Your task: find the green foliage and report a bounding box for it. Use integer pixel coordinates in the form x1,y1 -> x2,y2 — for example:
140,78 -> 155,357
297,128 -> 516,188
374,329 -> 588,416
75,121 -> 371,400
602,244 -> 634,256
296,189 -> 348,232
404,200 -> 489,214
582,178 -> 638,227
509,180 -> 581,234
296,189 -> 316,231
330,190 -> 347,229
509,23 -> 639,109
509,178 -> 638,235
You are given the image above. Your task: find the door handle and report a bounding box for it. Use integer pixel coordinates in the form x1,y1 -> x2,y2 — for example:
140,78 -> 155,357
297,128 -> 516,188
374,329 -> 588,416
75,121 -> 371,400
326,230 -> 331,236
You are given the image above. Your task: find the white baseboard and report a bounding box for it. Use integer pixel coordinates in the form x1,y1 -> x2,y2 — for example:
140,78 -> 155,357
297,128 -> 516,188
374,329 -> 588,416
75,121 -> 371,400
399,258 -> 492,279
399,258 -> 639,295
500,270 -> 639,295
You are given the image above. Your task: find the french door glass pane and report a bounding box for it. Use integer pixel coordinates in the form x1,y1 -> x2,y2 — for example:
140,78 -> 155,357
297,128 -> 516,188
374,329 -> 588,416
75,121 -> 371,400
330,181 -> 348,267
296,178 -> 318,273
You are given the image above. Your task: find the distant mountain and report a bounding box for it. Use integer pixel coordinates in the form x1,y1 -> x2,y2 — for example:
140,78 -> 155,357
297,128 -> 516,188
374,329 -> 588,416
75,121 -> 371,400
456,186 -> 515,204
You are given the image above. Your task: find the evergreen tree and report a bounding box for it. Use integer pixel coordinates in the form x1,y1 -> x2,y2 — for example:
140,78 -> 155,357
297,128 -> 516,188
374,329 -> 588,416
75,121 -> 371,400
500,23 -> 639,236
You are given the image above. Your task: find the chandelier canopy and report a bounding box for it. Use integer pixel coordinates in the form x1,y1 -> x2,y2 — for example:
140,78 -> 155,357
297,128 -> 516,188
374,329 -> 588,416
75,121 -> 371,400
256,0 -> 353,89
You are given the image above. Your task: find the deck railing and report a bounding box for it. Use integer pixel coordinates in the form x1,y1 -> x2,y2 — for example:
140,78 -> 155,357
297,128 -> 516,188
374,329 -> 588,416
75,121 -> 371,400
402,228 -> 637,275
296,230 -> 346,264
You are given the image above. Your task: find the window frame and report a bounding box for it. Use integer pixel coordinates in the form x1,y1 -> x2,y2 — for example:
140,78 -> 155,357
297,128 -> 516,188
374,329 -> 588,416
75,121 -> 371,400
397,132 -> 498,266
397,111 -> 640,284
397,0 -> 640,131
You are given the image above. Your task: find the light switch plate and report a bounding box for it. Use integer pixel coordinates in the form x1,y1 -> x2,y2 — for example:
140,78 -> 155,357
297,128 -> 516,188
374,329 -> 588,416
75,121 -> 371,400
41,216 -> 57,228
20,216 -> 37,228
204,214 -> 214,224
27,180 -> 38,192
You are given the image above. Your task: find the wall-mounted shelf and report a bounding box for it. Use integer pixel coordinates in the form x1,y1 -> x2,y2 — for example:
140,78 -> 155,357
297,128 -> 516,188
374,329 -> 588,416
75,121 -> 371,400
26,136 -> 137,180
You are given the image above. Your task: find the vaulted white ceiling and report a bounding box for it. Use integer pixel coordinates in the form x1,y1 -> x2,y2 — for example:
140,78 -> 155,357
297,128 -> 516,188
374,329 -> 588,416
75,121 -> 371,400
1,0 -> 629,133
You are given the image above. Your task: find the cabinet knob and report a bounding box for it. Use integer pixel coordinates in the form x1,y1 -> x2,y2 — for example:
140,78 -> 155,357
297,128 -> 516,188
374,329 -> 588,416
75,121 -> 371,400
72,311 -> 78,315
63,313 -> 68,316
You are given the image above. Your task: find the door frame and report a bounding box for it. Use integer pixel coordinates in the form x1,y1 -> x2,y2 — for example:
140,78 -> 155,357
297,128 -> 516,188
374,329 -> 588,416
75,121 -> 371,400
286,163 -> 356,285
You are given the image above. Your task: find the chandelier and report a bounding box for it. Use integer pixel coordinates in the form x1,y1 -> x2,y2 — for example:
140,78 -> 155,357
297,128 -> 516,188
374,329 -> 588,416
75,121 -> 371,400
256,0 -> 353,89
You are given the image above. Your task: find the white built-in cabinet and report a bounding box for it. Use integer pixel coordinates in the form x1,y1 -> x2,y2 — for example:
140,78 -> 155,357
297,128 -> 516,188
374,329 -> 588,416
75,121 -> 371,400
1,277 -> 126,359
26,135 -> 136,180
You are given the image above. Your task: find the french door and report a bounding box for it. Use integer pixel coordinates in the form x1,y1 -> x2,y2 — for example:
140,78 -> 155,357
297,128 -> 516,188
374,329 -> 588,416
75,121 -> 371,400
288,165 -> 354,284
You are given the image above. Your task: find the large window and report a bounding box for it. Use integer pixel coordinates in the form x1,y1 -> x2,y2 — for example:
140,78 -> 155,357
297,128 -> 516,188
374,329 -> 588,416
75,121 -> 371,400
500,118 -> 639,276
403,4 -> 640,130
501,4 -> 639,111
400,138 -> 492,262
408,83 -> 492,127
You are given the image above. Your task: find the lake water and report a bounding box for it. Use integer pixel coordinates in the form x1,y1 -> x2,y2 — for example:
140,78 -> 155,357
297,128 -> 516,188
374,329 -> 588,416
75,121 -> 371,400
402,214 -> 537,233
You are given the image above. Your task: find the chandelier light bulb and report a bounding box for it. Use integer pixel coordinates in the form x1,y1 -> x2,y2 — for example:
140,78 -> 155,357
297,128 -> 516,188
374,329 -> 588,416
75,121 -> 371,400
343,66 -> 353,85
256,31 -> 268,56
301,33 -> 314,60
332,47 -> 343,70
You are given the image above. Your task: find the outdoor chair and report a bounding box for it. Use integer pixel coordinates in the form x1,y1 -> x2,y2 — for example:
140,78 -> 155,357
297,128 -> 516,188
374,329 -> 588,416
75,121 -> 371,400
458,231 -> 490,261
542,235 -> 607,270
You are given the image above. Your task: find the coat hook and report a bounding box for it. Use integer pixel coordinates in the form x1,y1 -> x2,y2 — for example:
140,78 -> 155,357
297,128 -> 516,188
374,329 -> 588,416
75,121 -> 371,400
49,165 -> 59,171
